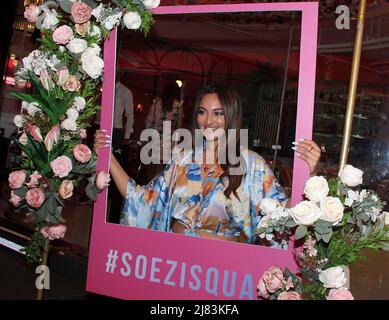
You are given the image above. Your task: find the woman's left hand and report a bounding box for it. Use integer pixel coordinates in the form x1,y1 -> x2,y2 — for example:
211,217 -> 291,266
292,139 -> 321,176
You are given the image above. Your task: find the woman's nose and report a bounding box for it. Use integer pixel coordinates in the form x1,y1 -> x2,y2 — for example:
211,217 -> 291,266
206,114 -> 214,125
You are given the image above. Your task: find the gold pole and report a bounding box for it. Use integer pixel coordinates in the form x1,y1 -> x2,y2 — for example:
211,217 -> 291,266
36,239 -> 50,300
339,0 -> 367,169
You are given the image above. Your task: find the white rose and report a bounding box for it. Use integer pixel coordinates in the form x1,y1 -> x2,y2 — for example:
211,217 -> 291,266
66,108 -> 79,121
384,212 -> 389,226
291,201 -> 321,226
319,266 -> 347,289
73,97 -> 86,111
338,164 -> 363,187
260,198 -> 279,215
84,44 -> 101,57
89,25 -> 101,39
40,9 -> 59,30
142,0 -> 160,9
123,11 -> 142,30
61,118 -> 78,131
81,54 -> 104,79
14,115 -> 25,128
66,38 -> 88,54
304,176 -> 329,203
320,197 -> 344,226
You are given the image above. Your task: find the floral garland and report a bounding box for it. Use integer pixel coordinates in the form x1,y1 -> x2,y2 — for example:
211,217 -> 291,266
255,164 -> 389,300
9,0 -> 159,263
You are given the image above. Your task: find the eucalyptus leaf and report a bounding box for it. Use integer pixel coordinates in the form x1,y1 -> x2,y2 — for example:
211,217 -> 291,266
285,219 -> 297,228
295,225 -> 307,240
82,0 -> 99,9
314,231 -> 322,241
44,1 -> 59,9
321,229 -> 333,243
13,186 -> 28,197
85,182 -> 99,201
58,0 -> 74,13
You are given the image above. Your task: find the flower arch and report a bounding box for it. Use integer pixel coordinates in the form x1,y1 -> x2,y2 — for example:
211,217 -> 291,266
9,0 -> 160,263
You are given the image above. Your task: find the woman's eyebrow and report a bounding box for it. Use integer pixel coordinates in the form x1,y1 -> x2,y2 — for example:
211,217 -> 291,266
199,106 -> 223,110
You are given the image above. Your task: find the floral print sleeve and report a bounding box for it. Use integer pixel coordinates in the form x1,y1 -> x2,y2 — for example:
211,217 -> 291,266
120,163 -> 175,230
228,151 -> 289,242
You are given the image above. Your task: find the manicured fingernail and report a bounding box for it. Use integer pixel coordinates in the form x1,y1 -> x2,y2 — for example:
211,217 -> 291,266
101,129 -> 107,132
299,138 -> 305,142
104,134 -> 111,138
291,146 -> 297,151
296,152 -> 301,157
292,141 -> 298,145
102,144 -> 110,148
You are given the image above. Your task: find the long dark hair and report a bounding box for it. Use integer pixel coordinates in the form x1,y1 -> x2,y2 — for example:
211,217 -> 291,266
160,81 -> 181,113
192,84 -> 244,199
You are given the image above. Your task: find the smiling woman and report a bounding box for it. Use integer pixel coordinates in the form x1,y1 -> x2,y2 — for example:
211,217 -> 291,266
94,83 -> 320,243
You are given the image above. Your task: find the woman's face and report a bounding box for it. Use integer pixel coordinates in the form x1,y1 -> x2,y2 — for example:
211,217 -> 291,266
196,93 -> 226,141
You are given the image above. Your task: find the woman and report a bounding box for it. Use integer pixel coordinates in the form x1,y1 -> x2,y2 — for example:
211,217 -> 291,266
95,84 -> 320,243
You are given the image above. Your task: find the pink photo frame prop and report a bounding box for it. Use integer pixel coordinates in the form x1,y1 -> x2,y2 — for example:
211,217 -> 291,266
87,2 -> 318,300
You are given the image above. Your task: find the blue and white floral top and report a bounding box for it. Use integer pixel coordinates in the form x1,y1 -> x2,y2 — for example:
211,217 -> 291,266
121,149 -> 288,243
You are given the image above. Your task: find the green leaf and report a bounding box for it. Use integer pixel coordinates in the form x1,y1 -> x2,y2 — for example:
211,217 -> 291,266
25,133 -> 49,172
314,231 -> 322,241
321,229 -> 333,243
13,186 -> 28,197
85,182 -> 99,202
285,219 -> 297,228
295,225 -> 307,240
58,0 -> 73,13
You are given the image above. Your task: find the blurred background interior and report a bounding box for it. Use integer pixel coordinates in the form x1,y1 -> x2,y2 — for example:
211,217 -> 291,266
0,0 -> 389,299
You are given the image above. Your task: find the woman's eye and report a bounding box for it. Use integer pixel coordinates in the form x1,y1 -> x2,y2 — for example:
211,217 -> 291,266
215,112 -> 224,117
197,110 -> 205,115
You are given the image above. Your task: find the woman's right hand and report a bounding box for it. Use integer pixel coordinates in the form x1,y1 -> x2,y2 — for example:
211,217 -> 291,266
93,129 -> 111,154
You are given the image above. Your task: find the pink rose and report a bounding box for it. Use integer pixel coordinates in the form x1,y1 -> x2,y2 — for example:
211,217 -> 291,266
52,25 -> 74,45
40,224 -> 67,240
26,188 -> 45,208
9,191 -> 23,207
58,180 -> 74,199
27,123 -> 43,142
8,170 -> 26,189
327,288 -> 354,300
50,156 -> 73,178
277,291 -> 303,300
79,128 -> 87,139
73,144 -> 92,163
62,75 -> 80,92
26,171 -> 42,188
257,266 -> 284,299
96,171 -> 110,190
75,22 -> 89,36
24,4 -> 40,23
71,2 -> 92,24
